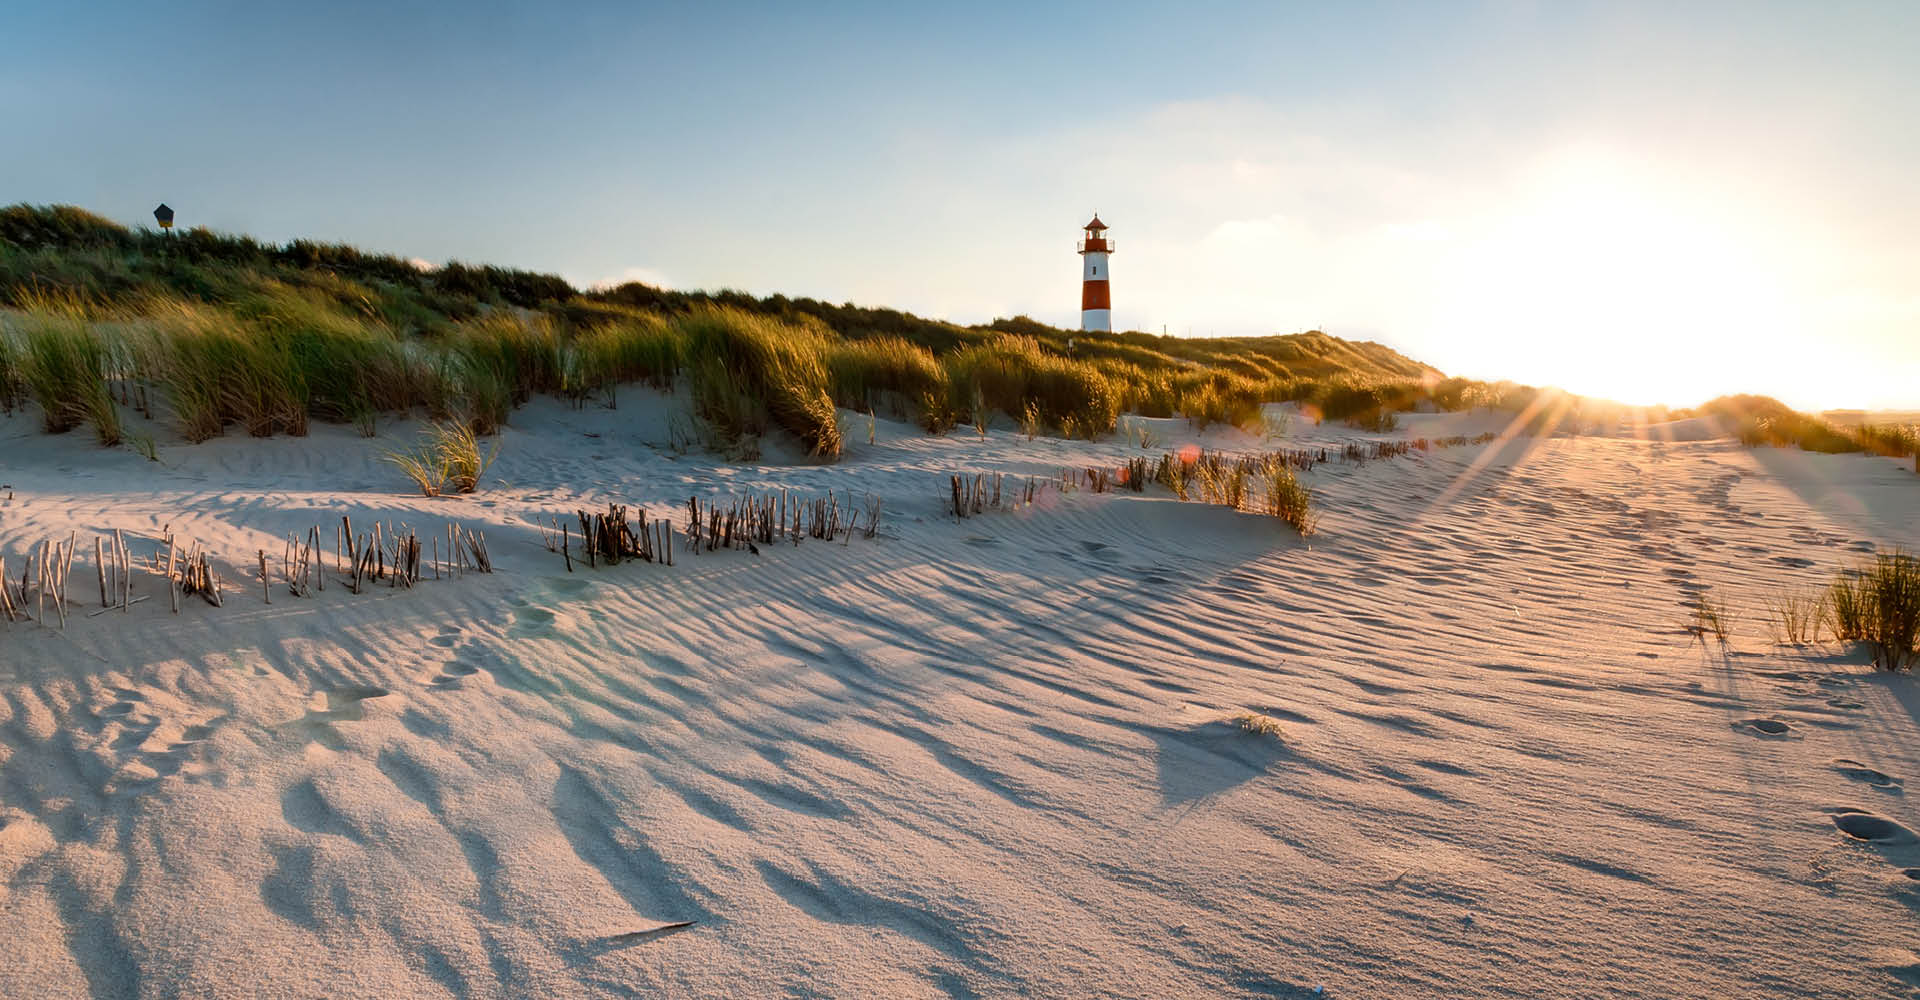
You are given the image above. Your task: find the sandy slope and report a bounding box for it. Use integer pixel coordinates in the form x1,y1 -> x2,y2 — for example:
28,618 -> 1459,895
2,395 -> 1919,999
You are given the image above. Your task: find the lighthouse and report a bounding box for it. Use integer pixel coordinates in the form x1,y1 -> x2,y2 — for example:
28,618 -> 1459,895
1077,215 -> 1112,332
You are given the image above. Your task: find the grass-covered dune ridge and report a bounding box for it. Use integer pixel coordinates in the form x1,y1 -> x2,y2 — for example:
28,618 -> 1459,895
1,203 -> 1913,462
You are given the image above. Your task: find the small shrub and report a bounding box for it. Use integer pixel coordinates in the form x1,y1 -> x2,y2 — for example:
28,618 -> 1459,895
1234,713 -> 1285,739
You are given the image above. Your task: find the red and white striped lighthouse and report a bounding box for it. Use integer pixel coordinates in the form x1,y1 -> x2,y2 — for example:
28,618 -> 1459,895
1077,214 -> 1113,332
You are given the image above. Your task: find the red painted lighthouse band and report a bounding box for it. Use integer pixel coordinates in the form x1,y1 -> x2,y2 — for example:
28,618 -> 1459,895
1081,279 -> 1110,311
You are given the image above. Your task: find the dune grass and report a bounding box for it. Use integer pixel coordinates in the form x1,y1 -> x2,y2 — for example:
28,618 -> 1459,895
679,306 -> 841,458
1690,592 -> 1732,645
385,421 -> 500,496
1704,395 -> 1919,459
1830,552 -> 1920,670
945,334 -> 1121,438
10,201 -> 1803,458
17,305 -> 120,444
1765,586 -> 1826,645
826,335 -> 952,431
576,313 -> 682,398
0,324 -> 19,414
1258,456 -> 1317,535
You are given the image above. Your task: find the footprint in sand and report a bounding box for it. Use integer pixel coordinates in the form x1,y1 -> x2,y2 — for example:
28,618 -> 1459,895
98,688 -> 146,720
427,661 -> 483,690
509,605 -> 557,637
1834,760 -> 1902,789
306,686 -> 390,724
1831,809 -> 1918,844
1733,718 -> 1796,738
1828,699 -> 1865,711
297,687 -> 388,749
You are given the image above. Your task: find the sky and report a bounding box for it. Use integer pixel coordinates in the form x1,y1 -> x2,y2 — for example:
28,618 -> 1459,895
3,1 -> 1915,410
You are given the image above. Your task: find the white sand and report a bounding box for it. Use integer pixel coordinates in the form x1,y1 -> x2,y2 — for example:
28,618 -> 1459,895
3,394 -> 1920,998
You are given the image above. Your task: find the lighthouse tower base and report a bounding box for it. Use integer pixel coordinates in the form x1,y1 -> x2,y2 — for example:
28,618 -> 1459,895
1081,309 -> 1111,332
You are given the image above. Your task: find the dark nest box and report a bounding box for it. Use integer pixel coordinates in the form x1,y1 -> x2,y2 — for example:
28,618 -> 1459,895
153,204 -> 174,230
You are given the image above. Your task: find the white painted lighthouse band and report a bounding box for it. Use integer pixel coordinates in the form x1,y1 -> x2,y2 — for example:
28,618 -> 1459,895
1078,214 -> 1112,332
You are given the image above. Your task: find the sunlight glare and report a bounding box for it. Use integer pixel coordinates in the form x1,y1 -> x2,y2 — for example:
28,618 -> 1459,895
1429,148 -> 1807,407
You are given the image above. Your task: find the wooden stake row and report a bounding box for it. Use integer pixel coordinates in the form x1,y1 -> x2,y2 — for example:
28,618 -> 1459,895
551,489 -> 884,571
3,517 -> 493,634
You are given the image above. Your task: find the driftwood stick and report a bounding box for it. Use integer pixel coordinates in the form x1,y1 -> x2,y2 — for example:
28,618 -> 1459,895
119,529 -> 131,611
50,543 -> 68,630
96,536 -> 108,608
60,535 -> 76,627
88,595 -> 150,617
258,550 -> 271,605
166,535 -> 179,614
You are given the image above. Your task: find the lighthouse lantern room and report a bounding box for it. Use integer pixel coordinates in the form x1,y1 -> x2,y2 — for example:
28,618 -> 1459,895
1077,215 -> 1112,332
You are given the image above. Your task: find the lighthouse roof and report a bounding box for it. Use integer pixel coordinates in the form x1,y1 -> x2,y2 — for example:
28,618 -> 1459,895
1083,215 -> 1107,231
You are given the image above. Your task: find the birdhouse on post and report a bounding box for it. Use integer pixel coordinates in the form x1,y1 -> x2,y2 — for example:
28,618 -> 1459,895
153,204 -> 174,230
1077,215 -> 1112,332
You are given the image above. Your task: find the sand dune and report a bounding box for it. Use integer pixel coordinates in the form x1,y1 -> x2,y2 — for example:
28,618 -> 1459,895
2,396 -> 1919,998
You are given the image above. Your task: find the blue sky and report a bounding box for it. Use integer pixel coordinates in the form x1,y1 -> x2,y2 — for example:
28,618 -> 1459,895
4,1 -> 1915,408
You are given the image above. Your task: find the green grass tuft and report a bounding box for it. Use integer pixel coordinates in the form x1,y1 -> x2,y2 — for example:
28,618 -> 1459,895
1764,586 -> 1826,645
679,306 -> 841,458
1830,551 -> 1920,670
385,421 -> 499,496
18,305 -> 120,444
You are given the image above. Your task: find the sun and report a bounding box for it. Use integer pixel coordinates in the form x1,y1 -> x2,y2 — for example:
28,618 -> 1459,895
1427,147 -> 1809,408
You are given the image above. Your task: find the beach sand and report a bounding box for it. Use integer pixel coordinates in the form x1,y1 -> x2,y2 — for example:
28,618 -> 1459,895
3,395 -> 1919,998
